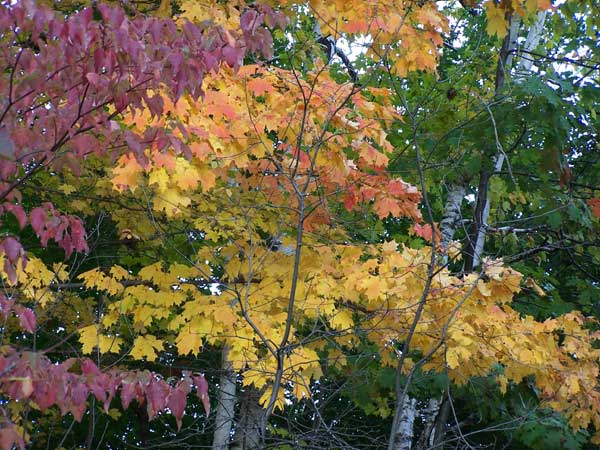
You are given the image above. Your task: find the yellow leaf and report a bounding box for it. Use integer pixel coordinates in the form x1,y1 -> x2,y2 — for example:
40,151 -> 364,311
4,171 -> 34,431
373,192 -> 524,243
524,277 -> 546,297
107,408 -> 122,420
497,375 -> 508,394
485,3 -> 508,38
98,334 -> 124,354
133,304 -> 156,327
155,0 -> 171,17
52,263 -> 70,282
59,184 -> 76,194
79,325 -> 123,354
153,187 -> 191,216
79,324 -> 100,354
148,167 -> 170,193
259,387 -> 286,411
130,335 -> 164,361
101,311 -> 120,328
446,348 -> 460,369
110,265 -> 131,281
330,309 -> 353,330
176,330 -> 202,355
213,307 -> 237,326
79,268 -> 122,296
138,262 -> 165,283
21,257 -> 54,288
174,159 -> 201,190
567,376 -> 580,395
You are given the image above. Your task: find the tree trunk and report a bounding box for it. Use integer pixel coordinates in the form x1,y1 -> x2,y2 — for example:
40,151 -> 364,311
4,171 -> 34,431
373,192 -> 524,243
389,397 -> 418,450
231,387 -> 265,450
429,10 -> 548,446
464,15 -> 520,271
439,182 -> 467,255
515,11 -> 548,77
467,12 -> 548,270
414,397 -> 441,450
212,347 -> 237,450
430,396 -> 450,449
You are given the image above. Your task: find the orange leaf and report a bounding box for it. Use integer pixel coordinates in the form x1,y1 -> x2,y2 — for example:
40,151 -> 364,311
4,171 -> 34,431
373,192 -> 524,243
588,198 -> 600,218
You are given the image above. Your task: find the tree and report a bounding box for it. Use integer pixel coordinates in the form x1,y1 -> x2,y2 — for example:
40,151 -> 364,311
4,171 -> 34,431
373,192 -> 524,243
0,0 -> 599,449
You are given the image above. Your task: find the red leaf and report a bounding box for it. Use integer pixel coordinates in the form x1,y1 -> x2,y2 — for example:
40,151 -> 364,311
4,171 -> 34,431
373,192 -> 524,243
29,207 -> 45,234
145,378 -> 169,420
16,306 -> 36,333
81,359 -> 101,375
410,223 -> 440,243
240,10 -> 259,34
0,424 -> 24,450
121,381 -> 142,410
588,198 -> 600,218
3,259 -> 16,285
4,204 -> 26,229
85,72 -> 102,88
412,223 -> 433,241
0,296 -> 14,319
3,237 -> 21,263
343,190 -> 357,212
34,379 -> 57,411
193,374 -> 210,416
167,380 -> 190,431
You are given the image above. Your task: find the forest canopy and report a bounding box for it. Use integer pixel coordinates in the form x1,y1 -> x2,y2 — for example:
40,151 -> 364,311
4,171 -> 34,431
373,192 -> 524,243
0,0 -> 599,449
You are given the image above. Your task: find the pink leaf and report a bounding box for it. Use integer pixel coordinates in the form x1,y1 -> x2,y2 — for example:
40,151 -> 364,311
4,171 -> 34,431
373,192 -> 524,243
193,374 -> 210,416
16,306 -> 36,333
145,378 -> 169,420
29,207 -> 45,234
121,381 -> 140,410
85,72 -> 101,87
0,424 -> 24,450
240,10 -> 259,34
4,204 -> 27,229
167,381 -> 190,431
3,237 -> 21,263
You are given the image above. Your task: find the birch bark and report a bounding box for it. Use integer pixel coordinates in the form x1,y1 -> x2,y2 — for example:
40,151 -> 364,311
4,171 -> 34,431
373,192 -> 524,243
212,347 -> 237,450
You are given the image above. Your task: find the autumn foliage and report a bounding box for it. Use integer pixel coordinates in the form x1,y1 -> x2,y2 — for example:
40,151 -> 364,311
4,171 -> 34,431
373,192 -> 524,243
0,0 -> 599,449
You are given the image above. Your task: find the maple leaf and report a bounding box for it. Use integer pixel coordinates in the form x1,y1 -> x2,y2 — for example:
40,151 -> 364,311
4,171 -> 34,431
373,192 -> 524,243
79,324 -> 101,354
130,335 -> 164,361
247,77 -> 275,96
112,154 -> 143,192
193,374 -> 211,416
149,168 -> 170,193
176,327 -> 204,356
587,198 -> 600,218
485,2 -> 508,38
411,223 -> 435,241
168,379 -> 191,430
330,309 -> 353,330
14,306 -> 36,334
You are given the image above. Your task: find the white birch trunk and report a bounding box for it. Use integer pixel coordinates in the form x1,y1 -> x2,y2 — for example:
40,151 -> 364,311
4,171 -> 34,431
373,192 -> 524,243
439,183 -> 467,253
389,397 -> 418,450
415,397 -> 441,450
212,347 -> 237,450
471,12 -> 547,268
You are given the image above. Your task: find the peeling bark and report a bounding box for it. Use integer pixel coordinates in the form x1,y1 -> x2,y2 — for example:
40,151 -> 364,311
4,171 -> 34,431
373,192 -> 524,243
212,347 -> 237,450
